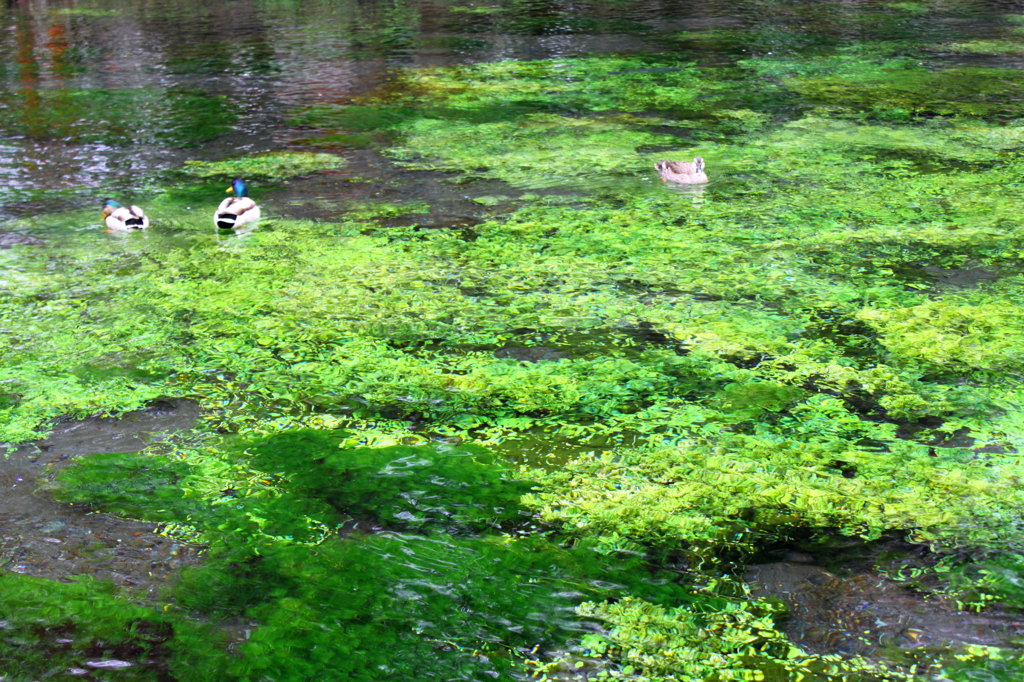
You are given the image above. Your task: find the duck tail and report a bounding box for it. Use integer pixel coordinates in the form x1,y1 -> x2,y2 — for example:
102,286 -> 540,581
125,209 -> 146,228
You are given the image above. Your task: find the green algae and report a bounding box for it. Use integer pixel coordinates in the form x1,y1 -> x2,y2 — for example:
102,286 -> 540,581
49,8 -> 122,15
885,3 -> 929,13
0,89 -> 237,146
0,573 -> 227,682
388,114 -> 678,186
743,55 -> 1024,119
946,39 -> 1024,54
858,300 -> 1024,371
53,451 -> 203,522
49,430 -> 887,682
6,13 -> 1024,680
181,152 -> 346,181
373,57 -> 731,113
246,429 -> 532,532
526,432 -> 1024,552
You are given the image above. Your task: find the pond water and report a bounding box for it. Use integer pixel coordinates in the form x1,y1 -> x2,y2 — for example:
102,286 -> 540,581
4,0 -> 1024,680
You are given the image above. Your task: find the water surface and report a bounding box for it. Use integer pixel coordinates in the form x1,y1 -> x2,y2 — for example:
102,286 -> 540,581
4,0 -> 1024,680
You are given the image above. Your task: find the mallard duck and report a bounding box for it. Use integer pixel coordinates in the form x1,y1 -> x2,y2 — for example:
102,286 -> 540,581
214,178 -> 260,229
102,199 -> 149,231
654,157 -> 708,185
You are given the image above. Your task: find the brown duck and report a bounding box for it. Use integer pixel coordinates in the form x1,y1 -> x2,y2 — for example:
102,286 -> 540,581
654,157 -> 708,185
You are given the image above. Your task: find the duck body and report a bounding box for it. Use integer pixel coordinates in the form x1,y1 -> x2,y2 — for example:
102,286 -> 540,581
102,199 -> 149,231
214,178 -> 260,230
654,157 -> 708,185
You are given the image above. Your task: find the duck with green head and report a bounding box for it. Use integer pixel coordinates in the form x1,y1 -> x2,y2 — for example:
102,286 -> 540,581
214,178 -> 260,229
102,199 -> 149,231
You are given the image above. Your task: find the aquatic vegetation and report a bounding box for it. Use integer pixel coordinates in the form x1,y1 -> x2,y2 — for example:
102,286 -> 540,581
449,5 -> 507,13
389,114 -> 680,186
49,8 -> 122,15
7,3 -> 1024,678
291,56 -> 775,181
181,152 -> 345,181
946,40 -> 1024,54
376,57 -> 737,113
54,451 -> 202,522
0,573 -> 227,682
885,3 -> 929,13
0,89 -> 237,146
246,429 -> 533,532
743,54 -> 1024,119
859,300 -> 1024,371
525,432 -> 1024,553
52,431 -> 874,682
568,597 -> 906,681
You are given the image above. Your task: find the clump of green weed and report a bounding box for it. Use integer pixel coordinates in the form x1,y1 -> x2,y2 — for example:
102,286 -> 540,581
181,152 -> 345,181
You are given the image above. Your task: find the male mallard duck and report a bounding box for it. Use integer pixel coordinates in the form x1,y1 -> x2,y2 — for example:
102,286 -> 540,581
214,178 -> 260,230
102,199 -> 149,231
654,157 -> 708,185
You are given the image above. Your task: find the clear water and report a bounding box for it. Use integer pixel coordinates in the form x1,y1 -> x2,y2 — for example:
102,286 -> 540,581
3,0 -> 1024,680
0,0 -> 1014,219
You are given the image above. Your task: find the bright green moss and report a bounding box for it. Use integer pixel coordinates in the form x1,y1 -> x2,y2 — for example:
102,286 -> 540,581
8,35 -> 1024,680
524,432 -> 1024,552
567,597 -> 904,681
859,300 -> 1024,371
181,152 -> 345,180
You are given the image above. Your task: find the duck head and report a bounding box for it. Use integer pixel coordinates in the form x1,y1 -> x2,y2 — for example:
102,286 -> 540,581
227,178 -> 250,197
101,198 -> 121,217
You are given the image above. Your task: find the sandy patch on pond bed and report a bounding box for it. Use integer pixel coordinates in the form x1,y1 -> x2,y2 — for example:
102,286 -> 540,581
0,399 -> 203,599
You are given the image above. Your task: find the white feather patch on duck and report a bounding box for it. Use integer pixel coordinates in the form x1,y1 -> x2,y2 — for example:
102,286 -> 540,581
214,196 -> 260,229
102,203 -> 150,231
215,179 -> 261,229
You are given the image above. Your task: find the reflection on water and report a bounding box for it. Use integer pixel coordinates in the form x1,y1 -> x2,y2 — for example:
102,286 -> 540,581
0,0 -> 1016,219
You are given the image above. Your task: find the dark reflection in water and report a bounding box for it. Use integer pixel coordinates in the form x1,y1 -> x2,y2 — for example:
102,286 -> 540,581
0,0 -> 1016,219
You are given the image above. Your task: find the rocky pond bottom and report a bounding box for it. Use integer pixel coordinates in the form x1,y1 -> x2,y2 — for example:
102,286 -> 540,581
747,560 -> 1024,656
0,401 -> 204,595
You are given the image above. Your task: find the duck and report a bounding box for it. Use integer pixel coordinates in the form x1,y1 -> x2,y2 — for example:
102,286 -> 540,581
102,199 -> 149,231
654,157 -> 708,185
214,178 -> 260,230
